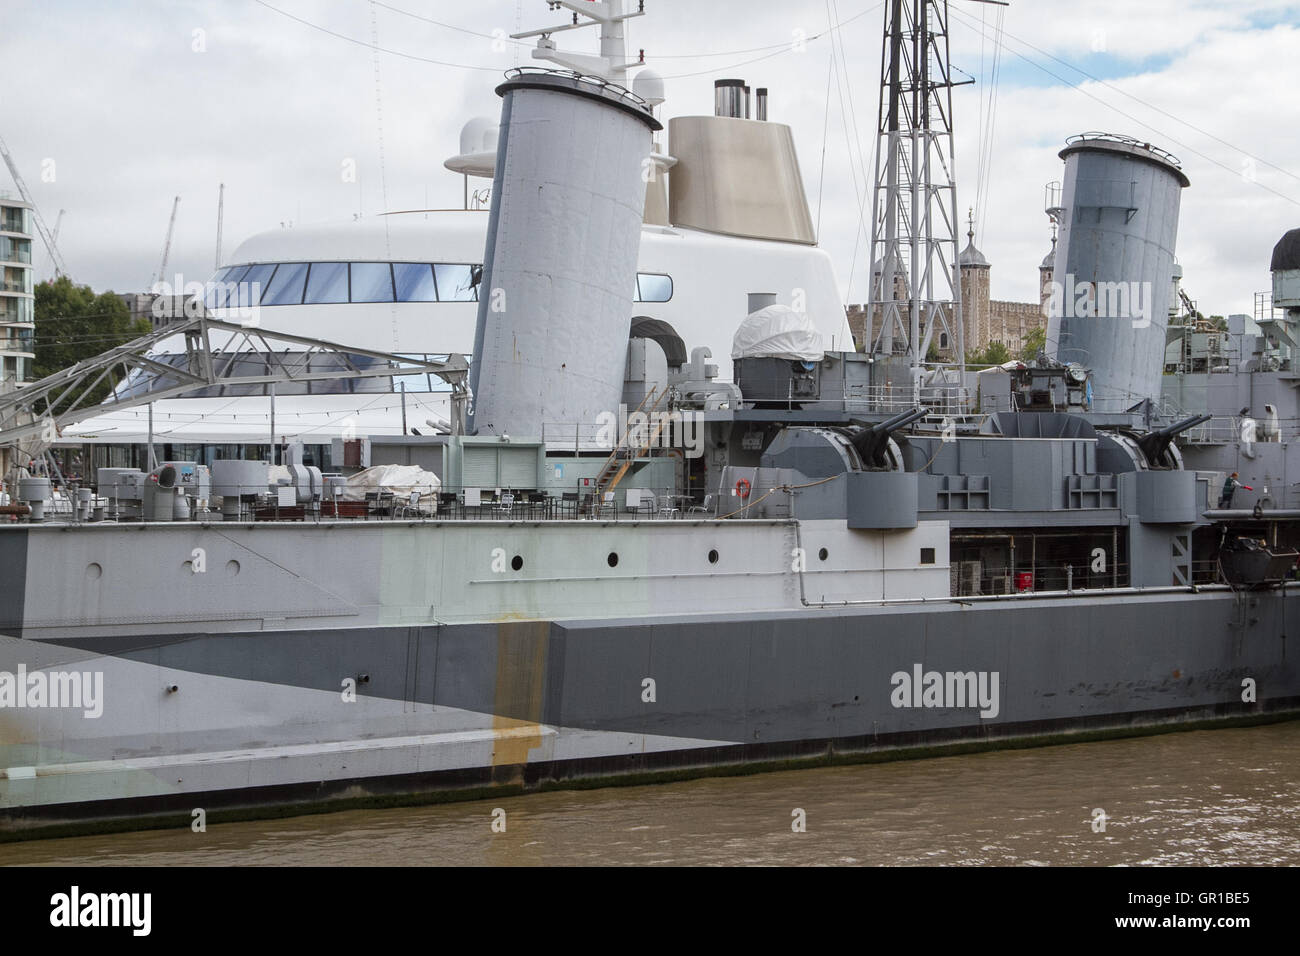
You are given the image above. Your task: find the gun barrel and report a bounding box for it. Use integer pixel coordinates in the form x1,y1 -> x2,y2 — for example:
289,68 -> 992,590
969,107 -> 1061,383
1156,413 -> 1213,438
872,407 -> 930,435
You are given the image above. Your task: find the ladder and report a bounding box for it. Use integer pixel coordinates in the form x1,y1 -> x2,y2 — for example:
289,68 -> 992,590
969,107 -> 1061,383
593,386 -> 669,500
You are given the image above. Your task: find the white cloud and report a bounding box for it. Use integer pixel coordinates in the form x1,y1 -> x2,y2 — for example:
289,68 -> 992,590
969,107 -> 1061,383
1,0 -> 1296,324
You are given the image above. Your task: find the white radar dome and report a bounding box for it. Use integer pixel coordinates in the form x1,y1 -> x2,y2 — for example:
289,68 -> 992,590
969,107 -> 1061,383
633,69 -> 665,108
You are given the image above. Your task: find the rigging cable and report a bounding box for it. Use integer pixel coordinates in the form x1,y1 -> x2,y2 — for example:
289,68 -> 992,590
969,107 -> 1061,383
257,0 -> 885,78
947,5 -> 1300,208
816,49 -> 834,241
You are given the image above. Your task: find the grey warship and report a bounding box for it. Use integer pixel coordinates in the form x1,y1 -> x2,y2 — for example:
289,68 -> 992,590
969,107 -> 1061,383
1,1 -> 1298,838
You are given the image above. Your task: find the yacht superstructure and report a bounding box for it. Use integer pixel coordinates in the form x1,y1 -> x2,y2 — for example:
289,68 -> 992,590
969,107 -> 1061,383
61,4 -> 851,466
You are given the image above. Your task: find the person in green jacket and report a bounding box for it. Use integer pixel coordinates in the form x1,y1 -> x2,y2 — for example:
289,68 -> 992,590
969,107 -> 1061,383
1218,472 -> 1252,508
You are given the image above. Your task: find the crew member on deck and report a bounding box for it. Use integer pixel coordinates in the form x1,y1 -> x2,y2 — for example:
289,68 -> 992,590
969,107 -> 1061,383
1219,472 -> 1248,509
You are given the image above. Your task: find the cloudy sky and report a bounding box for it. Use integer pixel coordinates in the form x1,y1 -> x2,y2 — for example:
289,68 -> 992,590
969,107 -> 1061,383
3,0 -> 1298,316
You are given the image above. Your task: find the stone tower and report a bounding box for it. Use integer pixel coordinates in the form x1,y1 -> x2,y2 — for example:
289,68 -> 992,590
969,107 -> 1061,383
958,211 -> 991,352
1039,233 -> 1057,321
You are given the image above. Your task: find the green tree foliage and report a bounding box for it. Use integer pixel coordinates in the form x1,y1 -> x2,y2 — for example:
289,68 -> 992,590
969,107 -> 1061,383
966,340 -> 1012,368
34,276 -> 151,407
1019,326 -> 1046,362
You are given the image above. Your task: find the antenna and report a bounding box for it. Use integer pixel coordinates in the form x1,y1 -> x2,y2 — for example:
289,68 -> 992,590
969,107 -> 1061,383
866,0 -> 971,386
215,183 -> 224,270
150,196 -> 180,292
511,0 -> 645,80
0,134 -> 68,277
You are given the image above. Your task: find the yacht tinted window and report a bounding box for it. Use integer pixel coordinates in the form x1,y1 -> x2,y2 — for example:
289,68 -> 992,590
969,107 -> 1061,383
207,265 -> 249,308
394,263 -> 437,302
304,262 -> 349,304
233,264 -> 277,310
261,262 -> 310,305
434,264 -> 478,301
637,273 -> 672,302
351,262 -> 394,303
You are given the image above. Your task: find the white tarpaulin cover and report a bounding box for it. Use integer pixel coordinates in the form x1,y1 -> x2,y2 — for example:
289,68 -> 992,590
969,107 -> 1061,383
340,464 -> 442,509
730,305 -> 825,361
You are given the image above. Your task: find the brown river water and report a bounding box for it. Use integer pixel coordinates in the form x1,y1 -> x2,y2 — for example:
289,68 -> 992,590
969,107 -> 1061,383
3,721 -> 1298,866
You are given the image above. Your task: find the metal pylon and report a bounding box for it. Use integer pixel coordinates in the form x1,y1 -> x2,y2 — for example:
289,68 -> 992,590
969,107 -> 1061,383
867,0 -> 966,389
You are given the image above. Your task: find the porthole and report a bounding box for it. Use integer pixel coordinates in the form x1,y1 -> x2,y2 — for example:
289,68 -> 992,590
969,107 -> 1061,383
511,555 -> 524,571
86,562 -> 102,579
818,548 -> 828,561
607,552 -> 619,567
226,559 -> 241,577
708,549 -> 719,564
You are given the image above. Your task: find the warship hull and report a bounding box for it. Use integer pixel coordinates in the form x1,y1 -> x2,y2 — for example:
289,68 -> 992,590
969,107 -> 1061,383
2,519 -> 1295,837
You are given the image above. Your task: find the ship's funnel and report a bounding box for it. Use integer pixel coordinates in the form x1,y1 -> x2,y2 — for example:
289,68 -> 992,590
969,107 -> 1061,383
468,69 -> 661,442
1047,133 -> 1189,409
714,79 -> 745,118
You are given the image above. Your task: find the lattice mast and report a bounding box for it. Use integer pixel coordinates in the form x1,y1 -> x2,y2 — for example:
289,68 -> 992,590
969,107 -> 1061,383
867,0 -> 965,386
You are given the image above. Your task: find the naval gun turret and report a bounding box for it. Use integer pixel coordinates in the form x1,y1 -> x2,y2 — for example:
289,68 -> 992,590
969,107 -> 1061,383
1095,413 -> 1211,476
1135,413 -> 1213,468
850,407 -> 929,470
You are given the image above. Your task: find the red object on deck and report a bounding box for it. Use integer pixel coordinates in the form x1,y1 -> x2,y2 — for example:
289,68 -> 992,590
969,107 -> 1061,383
1015,572 -> 1034,592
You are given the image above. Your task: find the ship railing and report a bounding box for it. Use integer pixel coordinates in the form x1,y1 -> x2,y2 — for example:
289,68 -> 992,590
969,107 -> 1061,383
952,560 -> 1134,596
1180,416 -> 1242,444
540,421 -> 614,452
501,66 -> 654,117
428,484 -> 702,521
319,483 -> 706,521
1190,557 -> 1228,585
864,385 -> 972,418
948,557 -> 1240,595
70,480 -> 713,524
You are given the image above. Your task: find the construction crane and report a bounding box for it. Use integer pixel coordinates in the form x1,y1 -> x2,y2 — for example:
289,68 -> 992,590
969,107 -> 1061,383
149,196 -> 180,291
51,209 -> 65,245
214,183 -> 224,270
0,133 -> 68,277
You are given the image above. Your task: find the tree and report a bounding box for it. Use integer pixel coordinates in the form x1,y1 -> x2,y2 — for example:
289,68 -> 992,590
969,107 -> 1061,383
966,340 -> 1012,368
34,276 -> 151,407
1020,326 -> 1046,362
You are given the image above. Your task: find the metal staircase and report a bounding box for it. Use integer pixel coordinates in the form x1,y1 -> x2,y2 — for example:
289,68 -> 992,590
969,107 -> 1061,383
592,386 -> 669,500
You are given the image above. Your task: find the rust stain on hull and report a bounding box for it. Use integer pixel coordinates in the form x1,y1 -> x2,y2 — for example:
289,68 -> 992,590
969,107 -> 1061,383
491,621 -> 549,770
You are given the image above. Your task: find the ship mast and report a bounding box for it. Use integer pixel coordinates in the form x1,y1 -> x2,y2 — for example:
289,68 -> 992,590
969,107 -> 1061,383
867,0 -> 969,395
511,1 -> 646,81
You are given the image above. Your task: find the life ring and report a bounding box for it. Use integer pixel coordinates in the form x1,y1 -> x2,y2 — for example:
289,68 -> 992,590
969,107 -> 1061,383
735,478 -> 751,499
